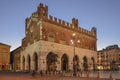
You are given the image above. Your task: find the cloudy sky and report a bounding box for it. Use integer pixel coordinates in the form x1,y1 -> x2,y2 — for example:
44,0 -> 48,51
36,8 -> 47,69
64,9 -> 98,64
0,0 -> 120,51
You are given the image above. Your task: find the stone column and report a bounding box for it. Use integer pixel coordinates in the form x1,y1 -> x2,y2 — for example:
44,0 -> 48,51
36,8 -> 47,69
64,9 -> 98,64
56,60 -> 61,71
38,55 -> 41,71
25,61 -> 28,71
69,60 -> 73,70
39,58 -> 46,71
43,59 -> 46,71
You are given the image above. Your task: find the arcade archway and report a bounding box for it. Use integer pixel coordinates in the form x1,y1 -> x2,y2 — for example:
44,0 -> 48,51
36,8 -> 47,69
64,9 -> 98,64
33,53 -> 38,71
22,56 -> 25,71
27,54 -> 31,71
61,54 -> 68,71
73,55 -> 79,70
46,52 -> 58,71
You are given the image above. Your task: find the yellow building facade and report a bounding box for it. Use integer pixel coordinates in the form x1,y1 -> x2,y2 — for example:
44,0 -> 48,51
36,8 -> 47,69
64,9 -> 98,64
0,43 -> 11,71
97,45 -> 120,70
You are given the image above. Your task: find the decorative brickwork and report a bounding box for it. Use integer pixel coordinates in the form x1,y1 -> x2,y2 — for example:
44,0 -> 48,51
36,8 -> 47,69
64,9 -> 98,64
22,3 -> 97,51
21,3 -> 97,72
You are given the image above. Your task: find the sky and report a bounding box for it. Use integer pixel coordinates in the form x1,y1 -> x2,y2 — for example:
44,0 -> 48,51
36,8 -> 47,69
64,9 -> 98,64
0,0 -> 120,51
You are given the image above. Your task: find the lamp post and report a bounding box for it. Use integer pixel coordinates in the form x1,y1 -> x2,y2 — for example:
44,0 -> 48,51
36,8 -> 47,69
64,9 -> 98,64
71,33 -> 80,76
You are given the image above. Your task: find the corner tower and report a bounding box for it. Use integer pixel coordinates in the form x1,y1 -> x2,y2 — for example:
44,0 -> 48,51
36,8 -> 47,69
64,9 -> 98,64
37,3 -> 48,18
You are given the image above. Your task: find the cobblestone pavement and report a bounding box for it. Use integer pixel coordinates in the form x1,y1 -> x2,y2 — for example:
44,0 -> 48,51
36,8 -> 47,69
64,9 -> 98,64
0,72 -> 113,80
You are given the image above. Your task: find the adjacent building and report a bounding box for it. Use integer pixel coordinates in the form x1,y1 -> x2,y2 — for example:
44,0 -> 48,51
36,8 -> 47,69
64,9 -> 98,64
20,3 -> 97,72
10,46 -> 21,71
97,45 -> 120,70
0,43 -> 11,71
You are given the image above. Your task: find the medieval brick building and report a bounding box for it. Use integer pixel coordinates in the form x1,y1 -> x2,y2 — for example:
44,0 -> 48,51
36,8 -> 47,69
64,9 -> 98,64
21,3 -> 97,72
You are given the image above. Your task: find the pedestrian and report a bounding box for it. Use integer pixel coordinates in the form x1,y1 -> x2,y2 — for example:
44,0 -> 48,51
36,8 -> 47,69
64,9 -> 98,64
32,70 -> 35,77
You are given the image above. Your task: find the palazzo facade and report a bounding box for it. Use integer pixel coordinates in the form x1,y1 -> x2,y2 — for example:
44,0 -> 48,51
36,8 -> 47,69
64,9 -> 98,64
20,3 -> 97,72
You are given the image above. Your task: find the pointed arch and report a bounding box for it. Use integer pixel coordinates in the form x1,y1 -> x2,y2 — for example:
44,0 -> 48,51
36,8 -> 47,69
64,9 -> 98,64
91,57 -> 95,70
61,54 -> 68,71
46,52 -> 58,71
22,56 -> 25,71
27,54 -> 31,71
73,55 -> 79,70
33,52 -> 38,71
83,56 -> 88,71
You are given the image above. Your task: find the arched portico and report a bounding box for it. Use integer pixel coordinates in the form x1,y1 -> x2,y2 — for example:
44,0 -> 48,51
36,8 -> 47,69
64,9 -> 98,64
91,57 -> 95,70
83,56 -> 88,71
22,56 -> 25,71
73,55 -> 79,71
33,53 -> 38,71
46,52 -> 58,71
61,54 -> 68,71
27,54 -> 31,71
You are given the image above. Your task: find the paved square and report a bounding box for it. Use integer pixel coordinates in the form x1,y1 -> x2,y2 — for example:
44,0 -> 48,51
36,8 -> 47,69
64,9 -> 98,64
0,72 -> 111,80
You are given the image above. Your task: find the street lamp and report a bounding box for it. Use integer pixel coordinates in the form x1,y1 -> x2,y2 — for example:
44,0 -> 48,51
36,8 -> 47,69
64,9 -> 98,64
71,32 -> 80,76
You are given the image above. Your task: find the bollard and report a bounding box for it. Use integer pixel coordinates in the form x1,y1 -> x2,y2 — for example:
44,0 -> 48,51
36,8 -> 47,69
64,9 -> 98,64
109,72 -> 112,79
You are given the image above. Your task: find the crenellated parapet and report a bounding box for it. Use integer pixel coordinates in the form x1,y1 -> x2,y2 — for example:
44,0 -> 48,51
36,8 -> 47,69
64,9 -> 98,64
47,15 -> 71,28
29,3 -> 97,38
45,15 -> 96,38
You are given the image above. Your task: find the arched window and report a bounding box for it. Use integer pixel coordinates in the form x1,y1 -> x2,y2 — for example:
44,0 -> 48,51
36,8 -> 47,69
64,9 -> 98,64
48,32 -> 55,42
59,33 -> 66,45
